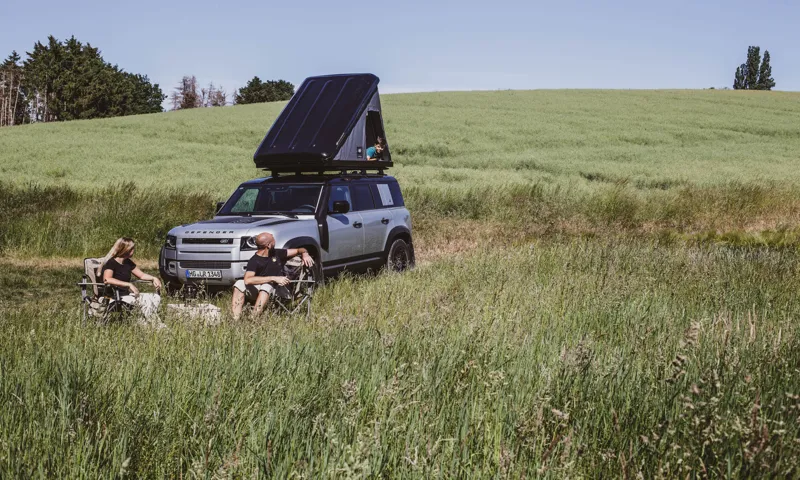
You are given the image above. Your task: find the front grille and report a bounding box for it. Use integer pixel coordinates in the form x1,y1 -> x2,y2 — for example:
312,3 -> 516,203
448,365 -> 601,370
182,238 -> 235,245
179,260 -> 232,269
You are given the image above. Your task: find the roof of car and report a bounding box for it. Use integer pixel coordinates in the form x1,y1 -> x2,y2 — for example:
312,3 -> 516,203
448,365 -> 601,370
239,174 -> 398,186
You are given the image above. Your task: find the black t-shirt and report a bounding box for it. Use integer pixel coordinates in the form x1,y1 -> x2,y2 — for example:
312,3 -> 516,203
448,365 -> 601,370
102,258 -> 136,295
245,249 -> 288,279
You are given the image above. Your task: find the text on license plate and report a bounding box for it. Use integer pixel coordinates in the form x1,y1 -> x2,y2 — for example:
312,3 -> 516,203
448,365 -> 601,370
186,270 -> 222,279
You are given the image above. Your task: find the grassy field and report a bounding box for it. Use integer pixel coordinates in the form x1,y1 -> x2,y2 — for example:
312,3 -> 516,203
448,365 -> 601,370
2,89 -> 800,477
3,89 -> 800,190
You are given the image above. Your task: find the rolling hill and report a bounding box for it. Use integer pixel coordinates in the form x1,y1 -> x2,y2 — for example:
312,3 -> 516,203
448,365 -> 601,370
2,90 -> 800,477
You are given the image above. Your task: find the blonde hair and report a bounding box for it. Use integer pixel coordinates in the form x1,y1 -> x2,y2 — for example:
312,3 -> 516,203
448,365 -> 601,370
97,237 -> 136,275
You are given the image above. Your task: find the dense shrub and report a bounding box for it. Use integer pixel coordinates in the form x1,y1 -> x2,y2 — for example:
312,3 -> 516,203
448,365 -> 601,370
0,182 -> 215,257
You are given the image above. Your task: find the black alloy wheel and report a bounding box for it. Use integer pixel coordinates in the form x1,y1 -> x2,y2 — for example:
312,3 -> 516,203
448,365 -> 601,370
386,239 -> 413,272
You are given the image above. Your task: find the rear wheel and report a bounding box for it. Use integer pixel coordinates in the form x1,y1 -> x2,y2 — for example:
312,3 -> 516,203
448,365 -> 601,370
386,239 -> 413,272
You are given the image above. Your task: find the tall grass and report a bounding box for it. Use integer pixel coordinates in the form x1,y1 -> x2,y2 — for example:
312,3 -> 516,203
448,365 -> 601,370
0,183 -> 215,258
2,179 -> 800,259
2,241 -> 799,477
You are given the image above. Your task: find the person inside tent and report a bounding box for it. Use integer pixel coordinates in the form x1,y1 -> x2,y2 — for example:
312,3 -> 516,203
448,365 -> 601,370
366,137 -> 386,161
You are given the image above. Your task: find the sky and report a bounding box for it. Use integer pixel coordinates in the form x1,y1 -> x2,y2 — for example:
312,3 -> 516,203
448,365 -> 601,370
2,0 -> 798,98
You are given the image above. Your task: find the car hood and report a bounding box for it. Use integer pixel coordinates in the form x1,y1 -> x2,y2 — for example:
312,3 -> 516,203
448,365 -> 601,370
170,216 -> 311,236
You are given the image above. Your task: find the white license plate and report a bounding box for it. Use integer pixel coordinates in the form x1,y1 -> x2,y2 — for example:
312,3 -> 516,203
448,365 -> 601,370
186,270 -> 222,279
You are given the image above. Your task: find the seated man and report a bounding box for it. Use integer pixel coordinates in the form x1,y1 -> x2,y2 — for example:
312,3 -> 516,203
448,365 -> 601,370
231,232 -> 314,320
366,137 -> 386,161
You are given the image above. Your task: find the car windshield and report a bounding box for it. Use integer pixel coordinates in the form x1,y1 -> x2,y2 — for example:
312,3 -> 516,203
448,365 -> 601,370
219,184 -> 322,215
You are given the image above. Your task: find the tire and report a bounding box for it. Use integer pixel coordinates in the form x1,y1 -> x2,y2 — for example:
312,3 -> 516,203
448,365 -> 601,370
386,239 -> 413,272
308,258 -> 325,291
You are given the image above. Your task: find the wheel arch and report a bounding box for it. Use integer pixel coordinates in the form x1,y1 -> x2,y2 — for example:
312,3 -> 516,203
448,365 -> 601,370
384,226 -> 415,264
282,236 -> 322,260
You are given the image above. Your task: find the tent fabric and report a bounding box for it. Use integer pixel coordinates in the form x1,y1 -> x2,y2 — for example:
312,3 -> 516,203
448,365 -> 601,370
253,73 -> 391,170
334,91 -> 386,161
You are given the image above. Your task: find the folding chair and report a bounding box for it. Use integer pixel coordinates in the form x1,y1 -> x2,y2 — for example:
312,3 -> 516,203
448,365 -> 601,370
76,258 -> 130,325
269,257 -> 317,317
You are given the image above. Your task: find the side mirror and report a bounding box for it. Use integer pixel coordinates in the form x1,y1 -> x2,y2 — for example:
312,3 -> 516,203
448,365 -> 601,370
215,201 -> 225,213
331,200 -> 350,214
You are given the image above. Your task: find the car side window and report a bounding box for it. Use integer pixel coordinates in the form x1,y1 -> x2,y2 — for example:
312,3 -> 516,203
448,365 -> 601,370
351,184 -> 375,211
328,186 -> 352,212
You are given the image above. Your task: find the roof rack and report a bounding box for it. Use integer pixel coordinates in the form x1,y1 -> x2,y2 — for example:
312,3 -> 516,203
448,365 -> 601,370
270,166 -> 388,178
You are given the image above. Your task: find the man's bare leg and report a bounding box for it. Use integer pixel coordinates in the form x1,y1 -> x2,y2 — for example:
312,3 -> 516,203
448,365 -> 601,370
253,291 -> 270,317
232,288 -> 246,320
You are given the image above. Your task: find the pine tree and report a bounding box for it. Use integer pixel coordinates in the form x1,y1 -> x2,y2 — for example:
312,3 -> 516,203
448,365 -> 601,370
733,66 -> 744,90
17,35 -> 164,123
756,50 -> 775,90
0,51 -> 27,126
172,75 -> 200,110
732,46 -> 777,91
208,85 -> 227,107
745,46 -> 761,90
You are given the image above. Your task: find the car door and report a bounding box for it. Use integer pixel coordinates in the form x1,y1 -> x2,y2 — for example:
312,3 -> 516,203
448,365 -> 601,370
352,183 -> 389,257
324,185 -> 364,265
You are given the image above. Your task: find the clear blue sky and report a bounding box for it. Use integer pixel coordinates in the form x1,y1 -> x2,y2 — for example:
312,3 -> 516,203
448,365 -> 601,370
2,0 -> 798,97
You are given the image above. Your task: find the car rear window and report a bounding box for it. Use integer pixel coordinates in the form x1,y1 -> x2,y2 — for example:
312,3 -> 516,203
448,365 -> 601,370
370,182 -> 404,208
388,182 -> 405,206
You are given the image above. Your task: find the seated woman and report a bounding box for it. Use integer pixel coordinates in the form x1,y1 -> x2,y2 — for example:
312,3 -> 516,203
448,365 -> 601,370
99,237 -> 163,326
366,137 -> 386,161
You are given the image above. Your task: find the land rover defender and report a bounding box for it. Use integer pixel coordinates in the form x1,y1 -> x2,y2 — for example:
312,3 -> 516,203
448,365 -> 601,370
159,73 -> 414,291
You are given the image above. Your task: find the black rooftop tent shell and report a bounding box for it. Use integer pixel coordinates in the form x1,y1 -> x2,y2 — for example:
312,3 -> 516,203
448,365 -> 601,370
253,73 -> 392,172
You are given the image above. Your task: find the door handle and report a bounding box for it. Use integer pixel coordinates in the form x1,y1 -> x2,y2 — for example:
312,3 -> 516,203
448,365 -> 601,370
381,218 -> 390,224
353,222 -> 363,228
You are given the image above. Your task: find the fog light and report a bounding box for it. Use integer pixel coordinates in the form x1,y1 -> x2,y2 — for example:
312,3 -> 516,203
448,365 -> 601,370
168,261 -> 177,274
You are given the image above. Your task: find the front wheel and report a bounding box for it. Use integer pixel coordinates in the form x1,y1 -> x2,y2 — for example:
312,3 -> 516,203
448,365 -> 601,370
386,239 -> 414,272
306,260 -> 324,292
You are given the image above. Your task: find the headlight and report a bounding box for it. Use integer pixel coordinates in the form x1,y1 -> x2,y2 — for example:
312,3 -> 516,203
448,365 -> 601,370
240,236 -> 258,251
165,235 -> 177,249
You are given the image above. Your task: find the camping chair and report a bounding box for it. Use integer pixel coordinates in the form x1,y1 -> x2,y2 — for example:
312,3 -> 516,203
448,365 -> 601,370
269,257 -> 317,317
76,258 -> 134,325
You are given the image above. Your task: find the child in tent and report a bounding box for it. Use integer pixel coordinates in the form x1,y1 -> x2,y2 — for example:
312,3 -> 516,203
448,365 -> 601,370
366,137 -> 386,161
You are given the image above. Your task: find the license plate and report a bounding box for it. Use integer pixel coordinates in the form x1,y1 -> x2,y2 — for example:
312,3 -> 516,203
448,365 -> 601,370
186,270 -> 222,279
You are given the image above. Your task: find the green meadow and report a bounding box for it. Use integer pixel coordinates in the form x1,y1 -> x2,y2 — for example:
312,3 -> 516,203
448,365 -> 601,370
2,89 -> 800,477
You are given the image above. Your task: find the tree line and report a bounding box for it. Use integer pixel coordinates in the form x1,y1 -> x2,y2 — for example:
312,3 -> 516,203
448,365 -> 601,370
0,36 -> 165,127
1,35 -> 296,127
169,75 -> 294,110
8,37 -> 778,128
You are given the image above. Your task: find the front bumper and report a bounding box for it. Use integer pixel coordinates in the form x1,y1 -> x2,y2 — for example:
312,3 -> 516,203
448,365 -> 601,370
159,245 -> 250,287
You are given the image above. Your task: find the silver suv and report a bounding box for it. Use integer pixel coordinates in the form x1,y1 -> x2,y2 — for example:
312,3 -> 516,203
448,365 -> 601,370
159,173 -> 414,291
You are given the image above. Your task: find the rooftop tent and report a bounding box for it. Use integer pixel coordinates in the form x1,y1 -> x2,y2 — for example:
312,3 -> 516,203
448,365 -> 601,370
253,73 -> 392,172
